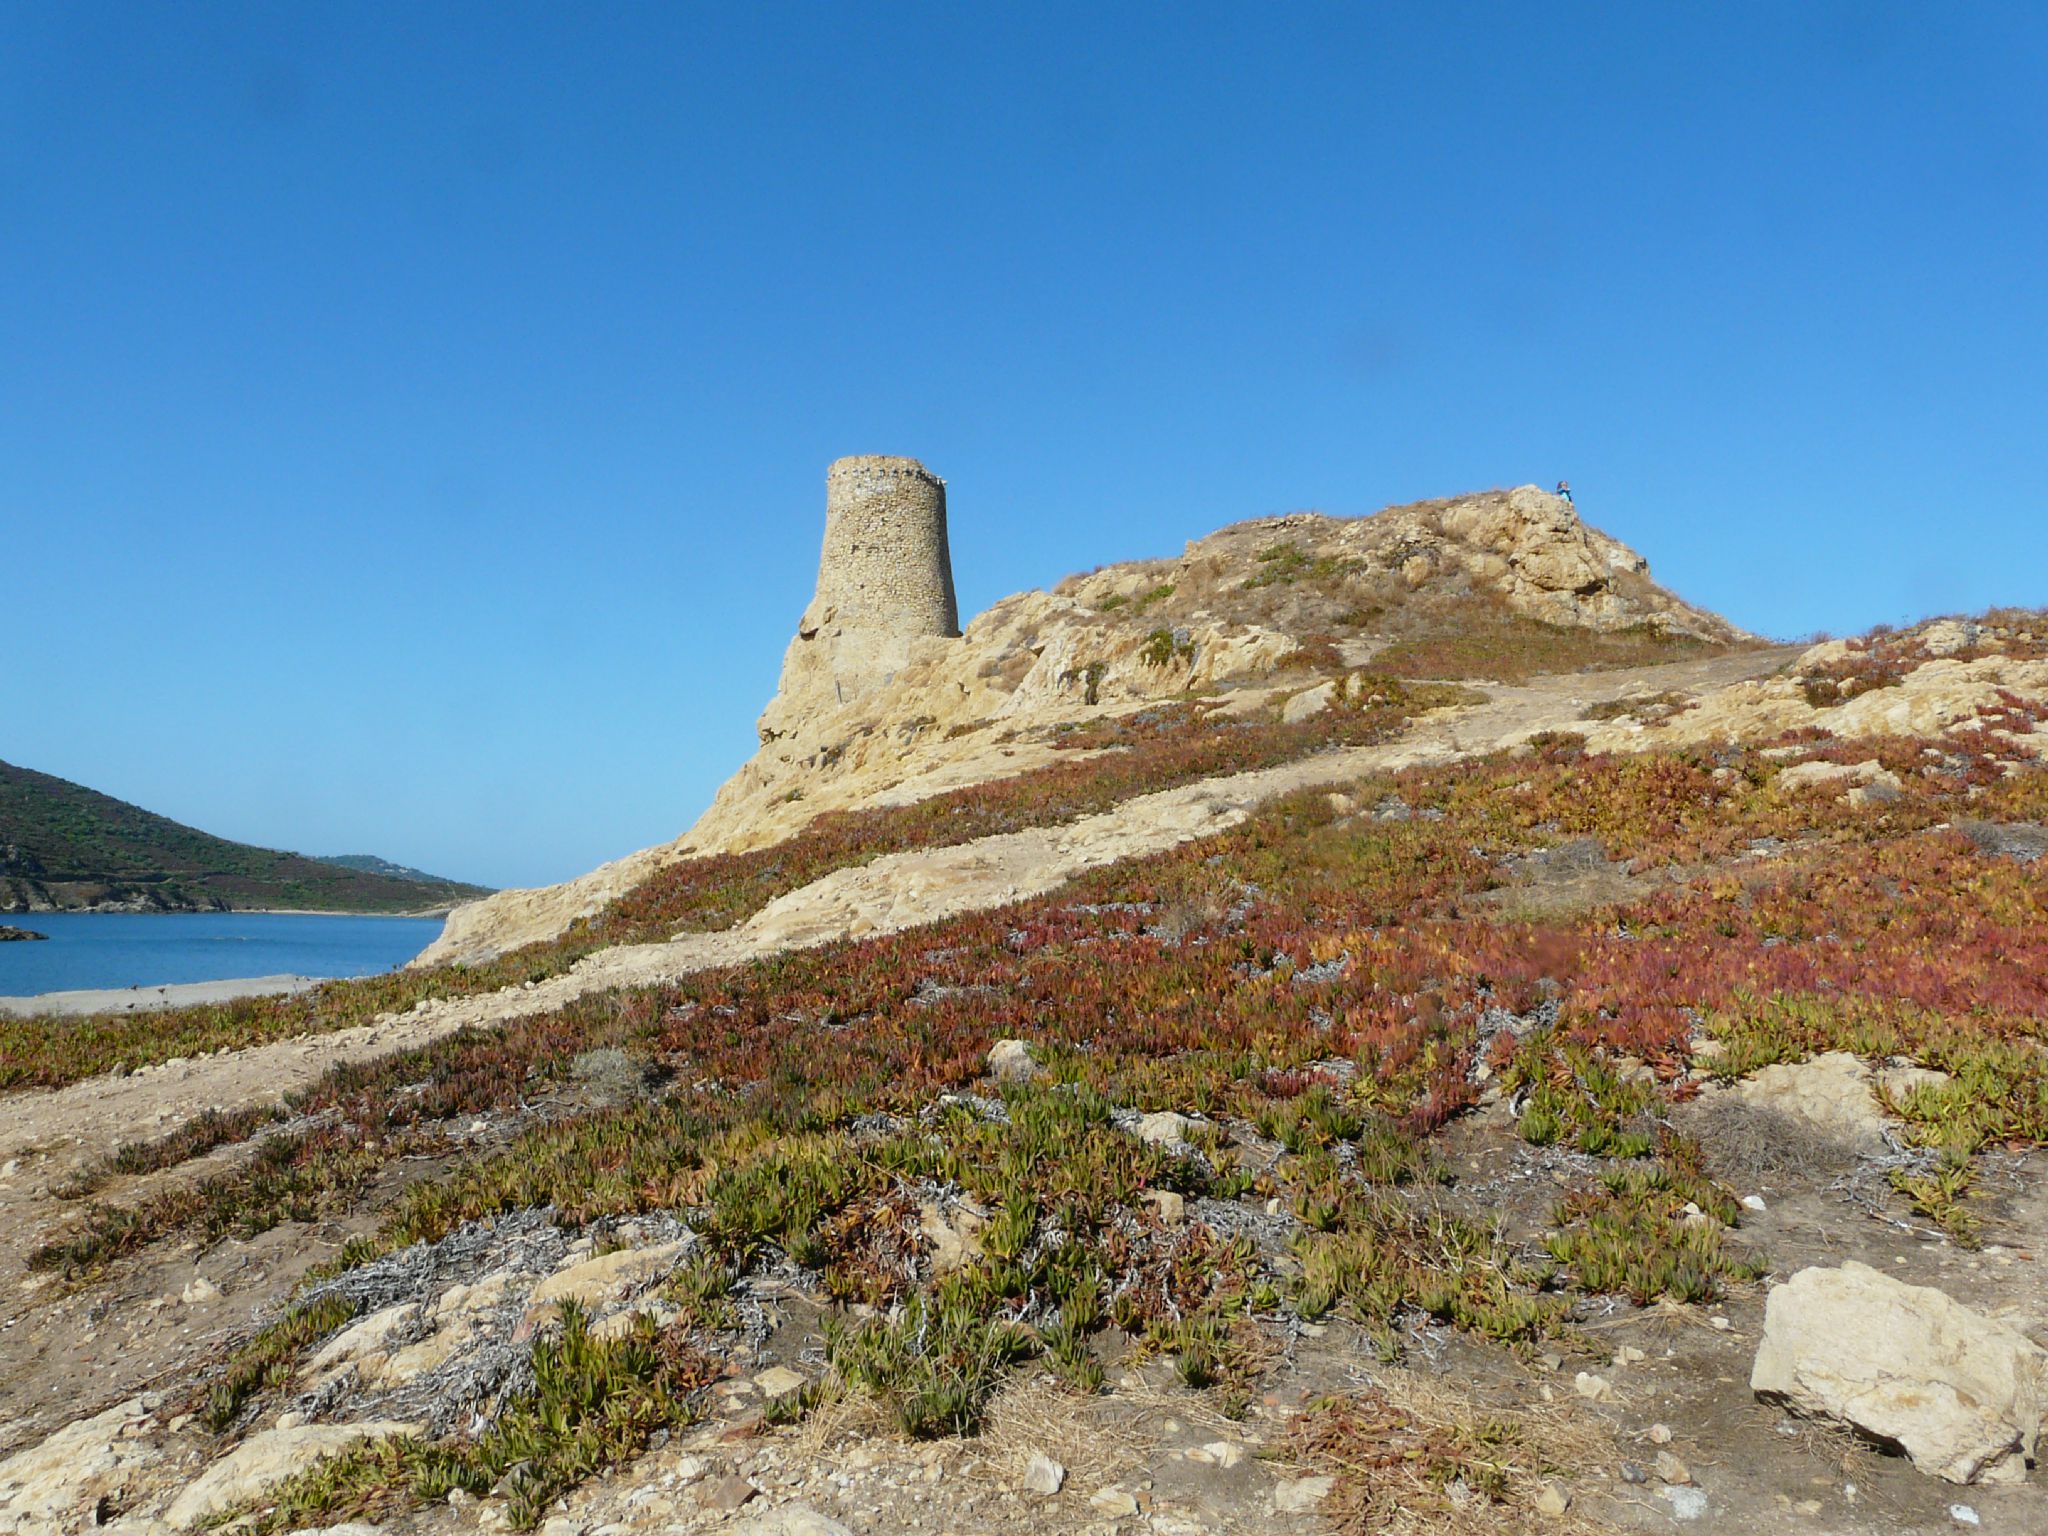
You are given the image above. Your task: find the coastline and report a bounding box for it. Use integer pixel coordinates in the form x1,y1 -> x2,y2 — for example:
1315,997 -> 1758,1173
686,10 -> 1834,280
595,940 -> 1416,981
0,972 -> 327,1019
2,907 -> 456,919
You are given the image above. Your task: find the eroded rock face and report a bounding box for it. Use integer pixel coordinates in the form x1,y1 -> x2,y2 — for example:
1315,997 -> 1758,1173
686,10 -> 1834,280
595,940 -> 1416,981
1752,1262 -> 2048,1484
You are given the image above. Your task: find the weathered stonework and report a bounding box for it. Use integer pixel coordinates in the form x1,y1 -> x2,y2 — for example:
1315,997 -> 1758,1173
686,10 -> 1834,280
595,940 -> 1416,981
760,455 -> 961,742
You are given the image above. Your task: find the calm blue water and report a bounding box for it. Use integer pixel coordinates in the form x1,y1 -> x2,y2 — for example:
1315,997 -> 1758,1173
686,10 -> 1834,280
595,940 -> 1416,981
0,912 -> 445,997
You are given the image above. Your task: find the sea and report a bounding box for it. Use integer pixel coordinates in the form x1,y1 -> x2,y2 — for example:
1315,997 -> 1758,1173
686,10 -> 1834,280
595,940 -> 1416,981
0,911 -> 446,998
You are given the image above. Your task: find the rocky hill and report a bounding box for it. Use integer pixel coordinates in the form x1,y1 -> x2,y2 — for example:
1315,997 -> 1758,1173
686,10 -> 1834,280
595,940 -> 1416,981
0,761 -> 491,915
2,468 -> 2046,1536
421,484 -> 1749,966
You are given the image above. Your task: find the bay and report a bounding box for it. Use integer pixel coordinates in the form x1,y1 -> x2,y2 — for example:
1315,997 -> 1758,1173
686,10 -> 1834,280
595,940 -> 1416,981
0,911 -> 445,998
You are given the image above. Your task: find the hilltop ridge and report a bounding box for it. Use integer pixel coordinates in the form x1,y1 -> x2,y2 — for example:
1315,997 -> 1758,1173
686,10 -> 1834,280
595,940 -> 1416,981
0,761 -> 491,916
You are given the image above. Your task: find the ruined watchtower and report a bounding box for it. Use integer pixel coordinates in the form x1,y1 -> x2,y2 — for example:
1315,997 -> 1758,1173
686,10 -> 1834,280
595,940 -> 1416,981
759,455 -> 961,742
808,456 -> 959,640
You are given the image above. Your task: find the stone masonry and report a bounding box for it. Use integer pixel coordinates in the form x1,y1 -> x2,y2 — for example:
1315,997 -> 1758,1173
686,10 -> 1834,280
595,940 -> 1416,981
758,455 -> 961,742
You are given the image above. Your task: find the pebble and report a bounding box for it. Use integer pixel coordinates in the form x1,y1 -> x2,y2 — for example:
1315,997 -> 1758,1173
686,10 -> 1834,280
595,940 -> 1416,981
1199,1440 -> 1245,1469
1655,1451 -> 1691,1485
1647,1422 -> 1673,1444
1742,1194 -> 1768,1211
1950,1506 -> 1981,1527
1533,1479 -> 1571,1515
1088,1487 -> 1140,1517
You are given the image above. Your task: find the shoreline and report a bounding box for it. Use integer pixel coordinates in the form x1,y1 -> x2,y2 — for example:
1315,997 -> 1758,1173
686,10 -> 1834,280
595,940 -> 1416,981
0,973 -> 328,1019
2,907 -> 455,920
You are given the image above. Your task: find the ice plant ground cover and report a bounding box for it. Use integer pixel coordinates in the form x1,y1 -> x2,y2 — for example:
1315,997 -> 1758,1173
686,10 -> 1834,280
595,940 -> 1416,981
0,677 -> 1463,1090
21,678 -> 2048,1529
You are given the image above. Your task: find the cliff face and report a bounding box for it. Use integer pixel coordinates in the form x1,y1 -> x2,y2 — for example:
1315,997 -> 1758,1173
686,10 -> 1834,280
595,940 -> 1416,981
417,484 -> 1742,967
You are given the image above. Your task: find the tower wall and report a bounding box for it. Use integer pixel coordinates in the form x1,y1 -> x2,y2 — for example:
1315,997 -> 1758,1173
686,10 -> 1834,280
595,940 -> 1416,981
760,454 -> 962,742
812,455 -> 959,639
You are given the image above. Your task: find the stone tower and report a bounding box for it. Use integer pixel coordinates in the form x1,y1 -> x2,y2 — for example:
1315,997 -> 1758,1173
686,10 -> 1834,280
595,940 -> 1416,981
759,455 -> 961,742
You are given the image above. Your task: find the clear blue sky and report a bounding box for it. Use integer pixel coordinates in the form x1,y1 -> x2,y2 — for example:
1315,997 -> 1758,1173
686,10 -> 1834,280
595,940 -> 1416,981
4,4 -> 2044,890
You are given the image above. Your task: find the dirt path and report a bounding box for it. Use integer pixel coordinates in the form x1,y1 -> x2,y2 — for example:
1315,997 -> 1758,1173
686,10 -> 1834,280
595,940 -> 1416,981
0,649 -> 1794,1292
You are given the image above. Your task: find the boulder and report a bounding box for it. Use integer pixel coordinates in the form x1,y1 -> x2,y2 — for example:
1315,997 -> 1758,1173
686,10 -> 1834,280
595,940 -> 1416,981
1752,1262 -> 2048,1484
1727,1052 -> 1892,1155
1281,681 -> 1336,725
165,1422 -> 422,1529
916,1198 -> 987,1274
528,1238 -> 689,1313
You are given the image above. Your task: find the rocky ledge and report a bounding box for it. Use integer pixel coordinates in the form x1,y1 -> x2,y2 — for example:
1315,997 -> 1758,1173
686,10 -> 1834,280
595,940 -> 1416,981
0,924 -> 48,941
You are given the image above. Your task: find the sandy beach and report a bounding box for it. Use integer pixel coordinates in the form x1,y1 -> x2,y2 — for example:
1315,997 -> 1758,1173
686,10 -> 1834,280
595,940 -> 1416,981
0,972 -> 325,1019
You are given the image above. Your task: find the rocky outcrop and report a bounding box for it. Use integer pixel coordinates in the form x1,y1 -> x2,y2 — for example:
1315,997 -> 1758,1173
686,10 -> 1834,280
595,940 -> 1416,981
1752,1262 -> 2048,1484
0,924 -> 46,941
1582,617 -> 2048,756
421,483 -> 1738,966
0,1396 -> 162,1534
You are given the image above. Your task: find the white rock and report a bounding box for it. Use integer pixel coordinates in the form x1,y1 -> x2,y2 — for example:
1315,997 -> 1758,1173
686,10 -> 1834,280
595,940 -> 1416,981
1088,1487 -> 1141,1516
0,1397 -> 159,1529
726,1508 -> 856,1536
1199,1439 -> 1245,1468
1023,1453 -> 1066,1495
1533,1479 -> 1571,1515
1142,1189 -> 1186,1224
1664,1485 -> 1709,1520
1949,1506 -> 1981,1527
1741,1194 -> 1768,1212
307,1304 -> 420,1375
528,1239 -> 689,1312
986,1039 -> 1045,1084
180,1276 -> 221,1305
1727,1052 -> 1895,1154
1752,1261 -> 2048,1484
754,1366 -> 806,1400
1281,681 -> 1337,725
165,1422 -> 421,1529
1573,1371 -> 1613,1402
1273,1474 -> 1336,1512
1134,1111 -> 1199,1147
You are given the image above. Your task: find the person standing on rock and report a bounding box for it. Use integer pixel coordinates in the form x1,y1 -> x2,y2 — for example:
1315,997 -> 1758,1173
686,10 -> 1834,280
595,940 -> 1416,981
1556,479 -> 1573,507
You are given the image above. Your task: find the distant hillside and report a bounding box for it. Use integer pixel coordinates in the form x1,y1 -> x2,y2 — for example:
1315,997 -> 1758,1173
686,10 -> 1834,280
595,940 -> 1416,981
0,760 -> 492,914
315,853 -> 478,887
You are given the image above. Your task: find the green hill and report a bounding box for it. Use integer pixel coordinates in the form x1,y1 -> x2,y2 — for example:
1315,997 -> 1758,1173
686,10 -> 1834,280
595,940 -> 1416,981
0,759 -> 492,914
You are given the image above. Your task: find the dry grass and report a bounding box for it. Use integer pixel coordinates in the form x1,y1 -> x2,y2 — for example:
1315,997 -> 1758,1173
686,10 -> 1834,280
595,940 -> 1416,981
1682,1100 -> 1861,1185
1281,1366 -> 1618,1534
977,1371 -> 1163,1493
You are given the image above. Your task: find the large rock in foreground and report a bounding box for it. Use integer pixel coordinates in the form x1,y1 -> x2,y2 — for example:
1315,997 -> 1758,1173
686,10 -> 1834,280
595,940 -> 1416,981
1752,1261 -> 2048,1484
